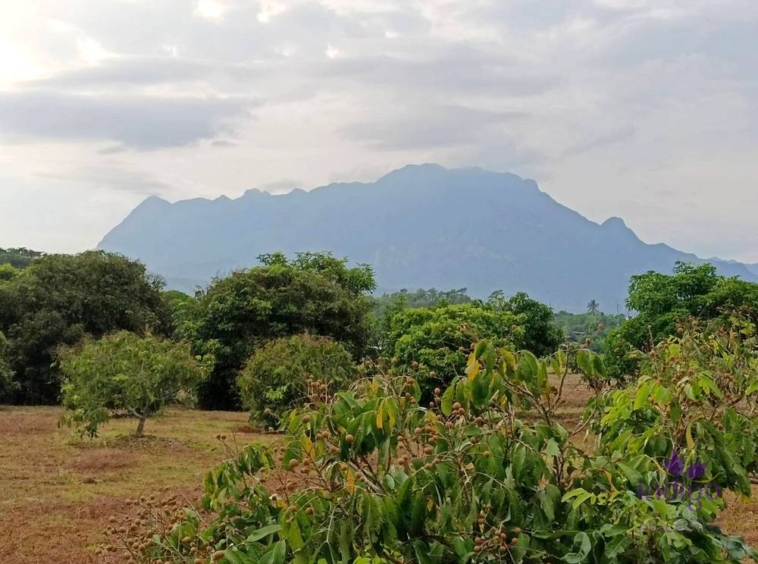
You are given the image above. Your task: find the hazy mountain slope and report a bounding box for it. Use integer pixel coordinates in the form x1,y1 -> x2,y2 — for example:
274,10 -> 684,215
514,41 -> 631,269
98,164 -> 758,312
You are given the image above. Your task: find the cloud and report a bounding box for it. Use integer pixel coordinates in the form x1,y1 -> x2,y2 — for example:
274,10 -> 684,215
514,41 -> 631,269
37,166 -> 174,197
0,89 -> 256,149
340,105 -> 527,151
1,0 -> 758,261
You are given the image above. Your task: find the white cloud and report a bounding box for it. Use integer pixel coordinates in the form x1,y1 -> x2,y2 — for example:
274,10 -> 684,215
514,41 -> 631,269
77,37 -> 116,64
325,45 -> 342,59
195,0 -> 227,21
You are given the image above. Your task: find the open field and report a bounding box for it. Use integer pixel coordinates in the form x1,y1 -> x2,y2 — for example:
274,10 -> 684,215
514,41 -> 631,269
2,377 -> 758,563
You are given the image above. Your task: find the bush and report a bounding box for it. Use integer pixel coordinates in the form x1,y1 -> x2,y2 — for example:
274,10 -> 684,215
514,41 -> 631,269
237,334 -> 358,428
386,302 -> 523,402
592,318 -> 758,496
136,339 -> 756,563
59,331 -> 212,438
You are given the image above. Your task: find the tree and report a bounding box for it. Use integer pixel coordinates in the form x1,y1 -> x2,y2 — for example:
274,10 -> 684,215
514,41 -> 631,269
492,291 -> 563,358
0,264 -> 18,282
0,251 -> 172,404
178,252 -> 375,410
0,332 -> 16,400
0,247 -> 43,269
587,299 -> 600,315
604,262 -> 758,379
237,334 -> 357,428
59,332 -> 212,438
386,301 -> 524,401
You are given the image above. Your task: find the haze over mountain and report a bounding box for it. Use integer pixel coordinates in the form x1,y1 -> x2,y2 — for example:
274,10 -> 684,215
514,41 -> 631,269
98,164 -> 758,312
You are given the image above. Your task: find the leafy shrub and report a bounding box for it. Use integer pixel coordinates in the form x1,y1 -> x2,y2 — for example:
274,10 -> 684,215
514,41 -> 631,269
137,340 -> 756,563
237,334 -> 358,428
59,331 -> 212,438
592,318 -> 758,496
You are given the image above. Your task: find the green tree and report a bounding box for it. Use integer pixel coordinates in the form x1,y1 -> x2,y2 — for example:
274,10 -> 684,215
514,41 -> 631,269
237,334 -> 357,428
59,331 -> 212,438
178,252 -> 375,410
492,291 -> 563,358
586,299 -> 600,315
0,247 -> 43,269
605,262 -> 758,379
0,251 -> 172,404
0,264 -> 19,282
0,332 -> 16,399
386,301 -> 524,400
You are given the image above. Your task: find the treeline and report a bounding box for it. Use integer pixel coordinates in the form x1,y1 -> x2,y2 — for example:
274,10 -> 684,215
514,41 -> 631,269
0,249 -> 567,417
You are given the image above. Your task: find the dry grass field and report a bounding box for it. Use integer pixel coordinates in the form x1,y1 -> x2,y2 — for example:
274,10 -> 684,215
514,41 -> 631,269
1,377 -> 757,563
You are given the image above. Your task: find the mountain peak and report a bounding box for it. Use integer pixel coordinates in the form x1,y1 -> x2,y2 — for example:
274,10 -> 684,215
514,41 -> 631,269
602,216 -> 628,229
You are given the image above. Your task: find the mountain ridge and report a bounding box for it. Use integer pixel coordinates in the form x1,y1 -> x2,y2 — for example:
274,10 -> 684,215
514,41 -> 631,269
98,164 -> 758,312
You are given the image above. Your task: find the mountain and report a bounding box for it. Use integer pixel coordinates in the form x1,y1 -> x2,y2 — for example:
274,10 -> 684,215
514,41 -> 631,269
98,164 -> 758,312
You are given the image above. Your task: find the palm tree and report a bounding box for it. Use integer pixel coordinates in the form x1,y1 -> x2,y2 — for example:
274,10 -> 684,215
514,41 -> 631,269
587,299 -> 600,315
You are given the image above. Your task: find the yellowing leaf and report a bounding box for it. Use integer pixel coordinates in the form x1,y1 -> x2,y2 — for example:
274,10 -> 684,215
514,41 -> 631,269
685,421 -> 695,450
301,435 -> 315,459
466,357 -> 480,381
376,401 -> 384,430
427,498 -> 435,511
346,468 -> 356,494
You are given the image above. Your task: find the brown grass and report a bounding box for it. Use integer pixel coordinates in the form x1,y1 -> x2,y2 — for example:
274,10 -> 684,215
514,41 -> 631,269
2,380 -> 758,562
0,407 -> 267,564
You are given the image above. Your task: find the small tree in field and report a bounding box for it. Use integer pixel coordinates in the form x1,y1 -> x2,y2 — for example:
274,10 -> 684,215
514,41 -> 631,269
59,332 -> 213,438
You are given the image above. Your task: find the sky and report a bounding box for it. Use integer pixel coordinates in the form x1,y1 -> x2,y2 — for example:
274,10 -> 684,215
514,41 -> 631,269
0,0 -> 757,262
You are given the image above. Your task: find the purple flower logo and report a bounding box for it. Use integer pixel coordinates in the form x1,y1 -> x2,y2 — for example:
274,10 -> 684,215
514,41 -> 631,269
664,451 -> 685,476
686,460 -> 708,480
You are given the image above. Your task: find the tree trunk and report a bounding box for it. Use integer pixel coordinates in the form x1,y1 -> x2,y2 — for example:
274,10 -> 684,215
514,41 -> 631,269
135,414 -> 147,436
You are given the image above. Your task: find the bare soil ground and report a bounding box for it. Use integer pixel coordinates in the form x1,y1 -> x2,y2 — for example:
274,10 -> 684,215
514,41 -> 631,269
1,378 -> 757,562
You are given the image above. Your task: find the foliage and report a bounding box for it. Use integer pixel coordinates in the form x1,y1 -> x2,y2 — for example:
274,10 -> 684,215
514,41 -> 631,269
604,262 -> 758,379
238,334 -> 358,429
0,246 -> 44,269
0,251 -> 173,404
140,341 -> 756,563
177,252 -> 375,411
372,288 -> 472,317
385,301 -> 523,401
0,264 -> 19,282
553,310 -> 626,353
59,331 -> 212,438
488,291 -> 564,358
591,318 -> 758,496
0,332 -> 16,398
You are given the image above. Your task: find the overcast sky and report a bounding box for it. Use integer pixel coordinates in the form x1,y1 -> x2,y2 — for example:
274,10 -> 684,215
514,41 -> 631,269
0,0 -> 757,261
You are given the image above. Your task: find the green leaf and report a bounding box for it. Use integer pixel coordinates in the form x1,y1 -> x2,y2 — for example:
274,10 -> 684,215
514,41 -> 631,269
441,384 -> 456,417
562,532 -> 591,563
247,524 -> 282,543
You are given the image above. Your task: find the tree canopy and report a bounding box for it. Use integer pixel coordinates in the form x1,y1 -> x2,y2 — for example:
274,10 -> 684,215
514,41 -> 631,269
59,331 -> 211,437
0,251 -> 172,404
237,334 -> 357,428
177,252 -> 376,410
604,261 -> 758,378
